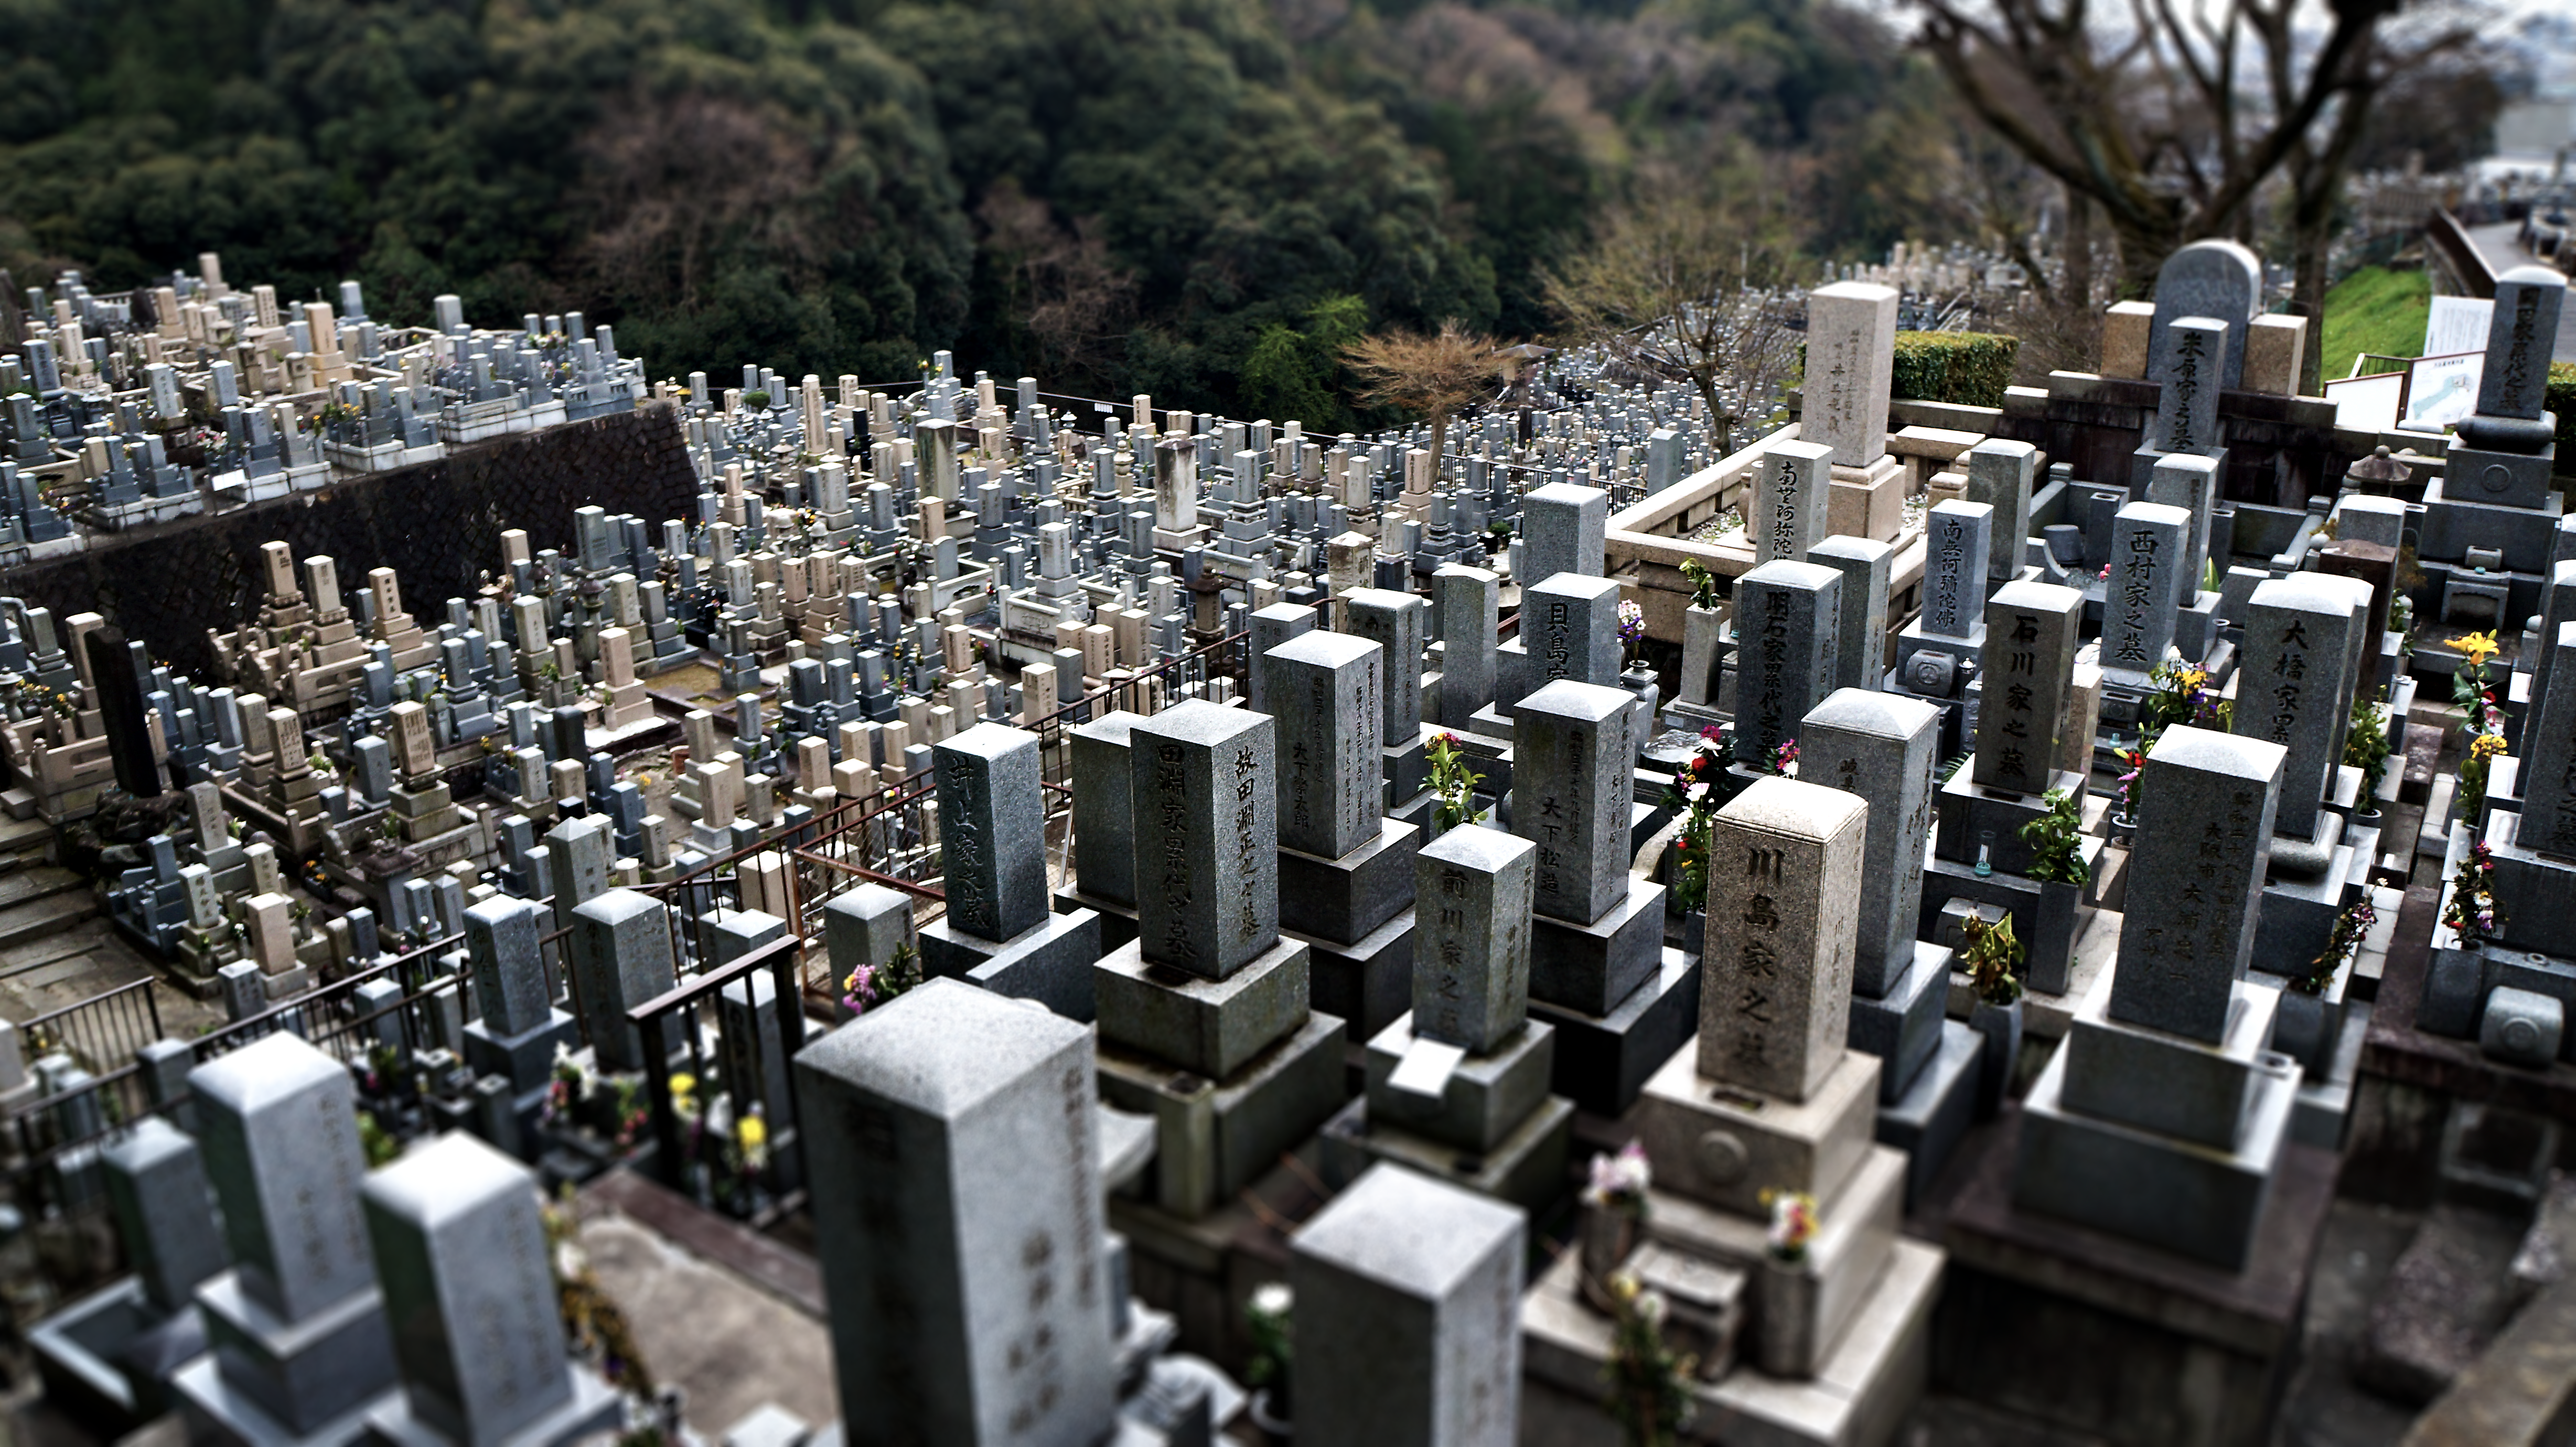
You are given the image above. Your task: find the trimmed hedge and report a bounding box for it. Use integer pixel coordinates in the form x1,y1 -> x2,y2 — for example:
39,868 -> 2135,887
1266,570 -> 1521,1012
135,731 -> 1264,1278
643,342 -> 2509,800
2552,361 -> 2575,478
1889,331 -> 2021,408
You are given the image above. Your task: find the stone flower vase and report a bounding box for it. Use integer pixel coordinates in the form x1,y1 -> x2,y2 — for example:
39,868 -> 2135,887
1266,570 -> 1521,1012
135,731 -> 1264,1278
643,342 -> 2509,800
2025,881 -> 2083,996
1968,997 -> 2023,1120
1248,1388 -> 1292,1438
1579,1202 -> 1641,1280
2272,987 -> 2332,1073
1754,1254 -> 1816,1378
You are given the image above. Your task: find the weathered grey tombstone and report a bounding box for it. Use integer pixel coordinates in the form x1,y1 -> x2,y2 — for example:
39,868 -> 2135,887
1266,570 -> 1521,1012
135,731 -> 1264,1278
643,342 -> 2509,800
460,895 -> 570,1093
1128,700 -> 1278,979
1965,439 -> 2038,580
1731,559 -> 1842,767
720,968 -> 799,1138
1246,603 -> 1317,715
1801,690 -> 1938,997
1067,709 -> 1148,910
1345,587 -> 1427,753
2477,265 -> 2564,421
1802,283 -> 1901,468
1698,777 -> 1867,1103
1409,826 -> 1537,1055
567,888 -> 679,1072
1291,1163 -> 1525,1447
171,1033 -> 398,1438
2150,317 -> 2228,456
1751,440 -> 1835,566
1808,536 -> 1894,690
359,1132 -> 620,1447
2234,576 -> 2366,839
928,722 -> 1047,944
1520,572 -> 1624,689
2099,502 -> 2193,688
105,1118 -> 228,1311
1971,581 -> 2086,798
2144,452 -> 2223,595
2514,622 -> 2576,860
823,883 -> 914,992
2148,240 -> 2262,392
919,722 -> 1101,1018
1264,632 -> 1389,906
1512,681 -> 1635,928
1917,500 -> 1994,643
2109,727 -> 2284,1042
1434,565 -> 1500,729
544,814 -> 614,931
1519,482 -> 1608,584
796,979 -> 1115,1446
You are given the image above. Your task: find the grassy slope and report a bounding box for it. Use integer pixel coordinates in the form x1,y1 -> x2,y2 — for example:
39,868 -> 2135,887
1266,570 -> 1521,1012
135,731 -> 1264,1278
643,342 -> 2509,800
2319,266 -> 2432,382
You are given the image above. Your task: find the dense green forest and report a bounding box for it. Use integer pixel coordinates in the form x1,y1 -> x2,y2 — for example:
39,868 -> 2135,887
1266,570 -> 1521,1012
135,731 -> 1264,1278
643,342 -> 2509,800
0,0 -> 1960,419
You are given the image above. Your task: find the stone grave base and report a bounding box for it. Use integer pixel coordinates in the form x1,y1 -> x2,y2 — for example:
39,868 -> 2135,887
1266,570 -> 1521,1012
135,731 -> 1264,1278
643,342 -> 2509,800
1641,1148 -> 1910,1379
1529,946 -> 1699,1117
1933,768 -> 2087,878
1848,942 -> 1950,1107
2292,997 -> 2370,1151
463,1010 -> 575,1096
1360,1016 -> 1555,1152
1520,1233 -> 1939,1447
1317,1093 -> 1575,1216
1276,817 -> 1416,943
1097,1012 -> 1346,1219
1632,1044 -> 1880,1219
1530,881 -> 1666,1017
1383,734 -> 1430,808
920,908 -> 1103,1022
1831,452 -> 1909,542
1464,700 -> 1515,743
2013,1042 -> 2299,1270
31,1278 -> 200,1432
362,1366 -> 622,1447
1876,1021 -> 1981,1210
171,1357 -> 393,1447
193,1273 -> 396,1438
1051,884 -> 1139,952
1095,937 -> 1310,1078
1925,1112 -> 2337,1447
2252,848 -> 2361,979
1283,909 -> 1415,1042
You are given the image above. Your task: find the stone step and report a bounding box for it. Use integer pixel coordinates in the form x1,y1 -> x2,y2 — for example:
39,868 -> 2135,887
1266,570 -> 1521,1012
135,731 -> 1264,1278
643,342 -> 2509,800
2358,1203 -> 2531,1406
0,891 -> 100,953
0,866 -> 83,913
0,815 -> 52,871
2405,1271 -> 2576,1446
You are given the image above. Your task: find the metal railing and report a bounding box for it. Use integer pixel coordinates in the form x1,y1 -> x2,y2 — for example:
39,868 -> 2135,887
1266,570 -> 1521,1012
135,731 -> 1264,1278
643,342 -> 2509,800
20,977 -> 162,1075
627,933 -> 807,1223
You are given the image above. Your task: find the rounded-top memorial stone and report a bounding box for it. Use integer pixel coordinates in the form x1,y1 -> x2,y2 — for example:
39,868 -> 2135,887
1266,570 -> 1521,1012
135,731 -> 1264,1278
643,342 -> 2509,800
2480,266 -> 2568,423
2149,239 -> 2261,391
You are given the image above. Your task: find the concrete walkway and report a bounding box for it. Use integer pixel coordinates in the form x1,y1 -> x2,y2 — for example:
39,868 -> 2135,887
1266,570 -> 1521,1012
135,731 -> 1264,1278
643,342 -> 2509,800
2464,222 -> 2576,362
